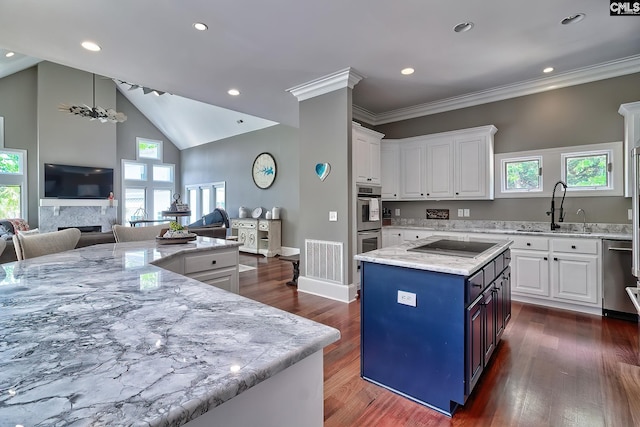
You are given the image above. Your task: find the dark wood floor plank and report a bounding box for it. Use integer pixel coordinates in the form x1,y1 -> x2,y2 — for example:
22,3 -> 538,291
238,254 -> 640,427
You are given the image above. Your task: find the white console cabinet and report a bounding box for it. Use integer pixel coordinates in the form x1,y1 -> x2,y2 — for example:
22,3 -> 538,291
230,219 -> 281,257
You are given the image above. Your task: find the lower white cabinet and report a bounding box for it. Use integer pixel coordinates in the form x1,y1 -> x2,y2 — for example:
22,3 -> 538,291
382,228 -> 403,247
511,235 -> 601,314
153,246 -> 240,294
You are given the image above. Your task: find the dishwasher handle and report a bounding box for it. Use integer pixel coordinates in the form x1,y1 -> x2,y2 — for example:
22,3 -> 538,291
608,247 -> 632,252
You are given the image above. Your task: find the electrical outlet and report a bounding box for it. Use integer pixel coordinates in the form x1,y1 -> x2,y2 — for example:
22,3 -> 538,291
464,209 -> 470,217
329,211 -> 338,221
397,290 -> 417,307
395,208 -> 400,216
457,209 -> 464,217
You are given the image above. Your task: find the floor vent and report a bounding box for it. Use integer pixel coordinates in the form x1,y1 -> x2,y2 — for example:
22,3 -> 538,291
305,239 -> 343,284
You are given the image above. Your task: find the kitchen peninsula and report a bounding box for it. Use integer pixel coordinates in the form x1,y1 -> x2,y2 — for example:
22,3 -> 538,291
0,237 -> 340,426
355,236 -> 512,416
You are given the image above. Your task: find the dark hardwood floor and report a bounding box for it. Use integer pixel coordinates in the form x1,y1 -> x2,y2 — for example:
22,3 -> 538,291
238,254 -> 640,427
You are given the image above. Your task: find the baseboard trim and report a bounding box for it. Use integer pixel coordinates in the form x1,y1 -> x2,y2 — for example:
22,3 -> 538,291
511,294 -> 602,316
297,276 -> 357,303
280,246 -> 300,256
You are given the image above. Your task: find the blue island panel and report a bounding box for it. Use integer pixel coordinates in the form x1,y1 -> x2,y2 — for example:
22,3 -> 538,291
360,261 -> 466,416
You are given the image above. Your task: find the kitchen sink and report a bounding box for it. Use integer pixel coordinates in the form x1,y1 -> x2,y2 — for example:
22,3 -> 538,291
407,239 -> 498,258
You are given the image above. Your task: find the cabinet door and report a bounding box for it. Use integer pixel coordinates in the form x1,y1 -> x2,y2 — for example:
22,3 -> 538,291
466,297 -> 484,394
493,278 -> 505,342
482,286 -> 496,365
551,253 -> 599,305
354,132 -> 371,183
188,267 -> 239,293
503,266 -> 512,325
400,143 -> 426,199
381,143 -> 399,199
455,136 -> 488,198
425,139 -> 454,199
511,249 -> 550,297
369,137 -> 381,184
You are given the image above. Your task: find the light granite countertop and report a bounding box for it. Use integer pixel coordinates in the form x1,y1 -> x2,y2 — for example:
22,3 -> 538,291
0,237 -> 340,426
355,235 -> 512,276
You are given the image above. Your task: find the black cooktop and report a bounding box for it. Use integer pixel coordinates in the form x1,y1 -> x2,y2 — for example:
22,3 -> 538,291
407,239 -> 498,258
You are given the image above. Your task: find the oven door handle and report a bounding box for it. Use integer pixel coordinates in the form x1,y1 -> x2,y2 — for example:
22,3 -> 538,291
358,231 -> 381,235
358,198 -> 374,203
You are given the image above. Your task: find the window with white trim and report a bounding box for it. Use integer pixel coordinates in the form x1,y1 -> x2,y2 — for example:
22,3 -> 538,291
122,138 -> 175,223
185,182 -> 226,224
561,149 -> 612,191
0,148 -> 27,219
501,156 -> 542,193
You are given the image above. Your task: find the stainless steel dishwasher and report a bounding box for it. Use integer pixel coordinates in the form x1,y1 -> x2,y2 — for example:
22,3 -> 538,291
603,239 -> 638,322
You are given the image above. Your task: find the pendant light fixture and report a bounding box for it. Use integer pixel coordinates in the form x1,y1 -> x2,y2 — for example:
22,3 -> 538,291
58,74 -> 127,123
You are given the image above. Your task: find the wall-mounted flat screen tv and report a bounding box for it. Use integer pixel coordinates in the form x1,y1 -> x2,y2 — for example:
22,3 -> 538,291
44,163 -> 114,199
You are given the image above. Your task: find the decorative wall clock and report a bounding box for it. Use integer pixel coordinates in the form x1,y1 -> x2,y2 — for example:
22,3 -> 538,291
252,152 -> 277,189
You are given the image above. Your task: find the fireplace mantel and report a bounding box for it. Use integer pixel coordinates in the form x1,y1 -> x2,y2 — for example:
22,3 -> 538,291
40,199 -> 119,216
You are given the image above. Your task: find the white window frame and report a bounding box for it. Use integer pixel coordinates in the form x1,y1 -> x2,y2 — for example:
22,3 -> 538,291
500,155 -> 543,193
495,141 -> 623,198
561,149 -> 613,192
122,138 -> 175,224
185,182 -> 226,224
0,148 -> 28,219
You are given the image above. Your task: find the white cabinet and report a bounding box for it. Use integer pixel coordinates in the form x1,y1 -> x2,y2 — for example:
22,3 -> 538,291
511,235 -> 601,314
382,228 -> 403,247
402,229 -> 433,242
425,138 -> 454,199
400,142 -> 427,199
353,123 -> 384,185
386,125 -> 496,201
381,141 -> 400,199
230,219 -> 281,257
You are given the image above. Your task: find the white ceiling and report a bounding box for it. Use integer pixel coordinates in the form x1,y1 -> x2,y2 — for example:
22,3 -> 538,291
1,1 -> 639,148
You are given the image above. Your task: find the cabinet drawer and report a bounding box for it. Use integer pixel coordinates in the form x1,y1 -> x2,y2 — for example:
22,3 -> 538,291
258,221 -> 270,231
551,238 -> 599,254
184,250 -> 237,274
403,229 -> 432,241
231,219 -> 256,229
467,270 -> 484,305
511,236 -> 549,251
483,260 -> 496,284
495,249 -> 511,274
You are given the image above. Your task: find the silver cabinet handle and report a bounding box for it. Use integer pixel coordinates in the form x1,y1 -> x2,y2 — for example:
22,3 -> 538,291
608,247 -> 632,252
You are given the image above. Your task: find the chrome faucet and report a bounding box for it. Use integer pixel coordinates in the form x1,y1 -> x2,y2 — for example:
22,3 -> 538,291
546,181 -> 567,231
576,208 -> 587,232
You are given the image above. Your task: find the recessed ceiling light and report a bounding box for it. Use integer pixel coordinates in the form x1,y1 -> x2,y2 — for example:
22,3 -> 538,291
543,67 -> 554,73
193,22 -> 208,31
401,68 -> 415,76
453,22 -> 474,33
228,89 -> 240,96
5,51 -> 15,58
81,41 -> 101,52
561,13 -> 585,25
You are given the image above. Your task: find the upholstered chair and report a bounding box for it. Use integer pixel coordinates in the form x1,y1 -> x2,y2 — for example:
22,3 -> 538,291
112,224 -> 170,243
13,228 -> 81,261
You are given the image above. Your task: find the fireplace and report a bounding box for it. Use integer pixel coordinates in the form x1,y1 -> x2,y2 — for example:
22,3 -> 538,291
59,226 -> 102,233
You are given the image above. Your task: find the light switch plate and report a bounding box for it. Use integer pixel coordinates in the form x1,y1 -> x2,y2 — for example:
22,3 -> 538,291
397,290 -> 417,307
395,208 -> 400,216
329,211 -> 338,221
457,209 -> 464,217
464,208 -> 470,217
629,209 -> 633,221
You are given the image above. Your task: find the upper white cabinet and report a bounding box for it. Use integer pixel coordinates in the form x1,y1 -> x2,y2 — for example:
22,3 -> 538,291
381,140 -> 400,199
353,122 -> 384,185
381,125 -> 497,201
400,141 -> 427,199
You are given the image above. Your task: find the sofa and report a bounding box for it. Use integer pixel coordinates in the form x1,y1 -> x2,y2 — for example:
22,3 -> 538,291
0,219 -> 227,264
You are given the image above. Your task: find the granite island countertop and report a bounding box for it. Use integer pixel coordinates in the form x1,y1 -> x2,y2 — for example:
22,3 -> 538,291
0,237 -> 340,426
355,235 -> 512,276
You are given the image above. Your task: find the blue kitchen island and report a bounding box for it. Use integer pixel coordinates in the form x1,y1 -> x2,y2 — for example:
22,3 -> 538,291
355,236 -> 512,416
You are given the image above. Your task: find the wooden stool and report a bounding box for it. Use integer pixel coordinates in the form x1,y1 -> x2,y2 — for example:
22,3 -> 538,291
279,254 -> 300,286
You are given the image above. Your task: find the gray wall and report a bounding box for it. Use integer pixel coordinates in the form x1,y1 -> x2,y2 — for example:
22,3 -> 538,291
181,124 -> 300,247
0,66 -> 38,225
375,73 -> 640,224
0,62 -> 180,227
298,88 -> 353,282
116,90 -> 181,206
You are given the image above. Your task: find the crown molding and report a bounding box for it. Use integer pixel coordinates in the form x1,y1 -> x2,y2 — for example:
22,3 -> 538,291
619,100 -> 640,116
287,67 -> 365,101
353,55 -> 640,126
